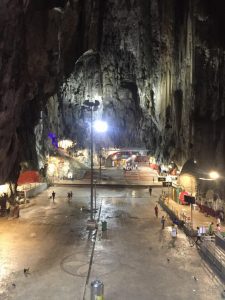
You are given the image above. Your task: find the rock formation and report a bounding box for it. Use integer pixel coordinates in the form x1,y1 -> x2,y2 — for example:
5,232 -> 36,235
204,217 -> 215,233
0,0 -> 224,184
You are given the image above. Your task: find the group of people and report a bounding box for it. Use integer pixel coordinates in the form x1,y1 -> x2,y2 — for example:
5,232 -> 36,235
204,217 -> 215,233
50,190 -> 74,203
0,193 -> 20,218
155,202 -> 223,246
154,204 -> 168,231
208,217 -> 221,235
196,221 -> 219,244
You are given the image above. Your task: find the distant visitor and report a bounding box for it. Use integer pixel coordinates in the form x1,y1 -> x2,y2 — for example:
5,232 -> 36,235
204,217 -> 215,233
52,191 -> 56,203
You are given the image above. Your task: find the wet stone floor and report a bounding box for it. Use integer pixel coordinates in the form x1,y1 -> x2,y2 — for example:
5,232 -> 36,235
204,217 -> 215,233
0,187 -> 223,300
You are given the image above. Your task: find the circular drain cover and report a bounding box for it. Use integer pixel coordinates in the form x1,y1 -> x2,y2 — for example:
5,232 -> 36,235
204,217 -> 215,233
61,252 -> 119,277
60,252 -> 91,277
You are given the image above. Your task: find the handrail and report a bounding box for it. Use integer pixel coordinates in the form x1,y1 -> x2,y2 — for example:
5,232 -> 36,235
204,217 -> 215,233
202,240 -> 225,263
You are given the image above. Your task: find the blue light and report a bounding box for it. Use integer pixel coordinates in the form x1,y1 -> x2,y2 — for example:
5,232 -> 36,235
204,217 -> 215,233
48,133 -> 58,148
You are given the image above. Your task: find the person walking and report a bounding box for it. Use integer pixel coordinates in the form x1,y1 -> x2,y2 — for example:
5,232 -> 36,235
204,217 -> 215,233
70,191 -> 73,200
52,191 -> 56,203
149,187 -> 152,196
161,216 -> 166,229
196,227 -> 202,244
154,204 -> 159,218
171,224 -> 177,247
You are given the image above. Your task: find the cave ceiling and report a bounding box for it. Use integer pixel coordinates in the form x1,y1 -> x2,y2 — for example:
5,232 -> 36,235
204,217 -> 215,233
0,0 -> 225,183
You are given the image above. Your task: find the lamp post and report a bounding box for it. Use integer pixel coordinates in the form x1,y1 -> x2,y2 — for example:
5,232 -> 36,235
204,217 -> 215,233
93,121 -> 108,183
99,151 -> 102,182
83,100 -> 100,223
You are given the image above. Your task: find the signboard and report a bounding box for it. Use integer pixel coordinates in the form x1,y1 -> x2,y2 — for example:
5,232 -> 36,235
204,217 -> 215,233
158,177 -> 166,182
184,195 -> 196,204
162,182 -> 172,187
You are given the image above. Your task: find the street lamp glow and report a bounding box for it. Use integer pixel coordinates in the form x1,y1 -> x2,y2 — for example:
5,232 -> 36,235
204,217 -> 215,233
94,120 -> 108,132
209,171 -> 219,180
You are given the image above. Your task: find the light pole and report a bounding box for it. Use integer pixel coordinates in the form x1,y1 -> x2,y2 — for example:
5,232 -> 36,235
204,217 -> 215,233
97,148 -> 105,183
99,151 -> 102,182
93,121 -> 108,183
83,100 -> 100,223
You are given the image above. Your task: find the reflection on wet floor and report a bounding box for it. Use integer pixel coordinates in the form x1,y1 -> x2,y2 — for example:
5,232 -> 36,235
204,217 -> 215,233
0,186 -> 223,300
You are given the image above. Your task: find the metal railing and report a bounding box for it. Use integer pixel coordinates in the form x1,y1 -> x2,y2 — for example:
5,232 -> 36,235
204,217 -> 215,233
158,195 -> 225,280
17,182 -> 42,192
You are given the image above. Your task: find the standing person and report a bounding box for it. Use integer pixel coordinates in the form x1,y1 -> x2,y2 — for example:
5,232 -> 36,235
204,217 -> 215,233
67,192 -> 70,202
161,216 -> 166,229
220,208 -> 224,221
208,222 -> 214,235
171,224 -> 177,247
52,191 -> 56,203
2,193 -> 7,213
216,223 -> 221,233
70,191 -> 73,200
217,217 -> 221,226
6,200 -> 10,216
154,204 -> 159,218
13,202 -> 20,218
196,227 -> 202,244
149,187 -> 152,196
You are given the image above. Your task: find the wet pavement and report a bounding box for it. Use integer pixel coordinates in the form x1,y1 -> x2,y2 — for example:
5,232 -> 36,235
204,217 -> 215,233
86,188 -> 224,300
0,186 -> 224,299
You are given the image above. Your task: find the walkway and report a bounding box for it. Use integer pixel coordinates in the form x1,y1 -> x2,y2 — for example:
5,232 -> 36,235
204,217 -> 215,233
1,168 -> 224,299
163,194 -> 225,233
85,188 -> 223,299
0,187 -> 223,299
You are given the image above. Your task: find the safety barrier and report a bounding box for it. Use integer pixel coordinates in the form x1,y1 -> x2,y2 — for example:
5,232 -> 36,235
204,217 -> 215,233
200,238 -> 225,280
159,196 -> 225,281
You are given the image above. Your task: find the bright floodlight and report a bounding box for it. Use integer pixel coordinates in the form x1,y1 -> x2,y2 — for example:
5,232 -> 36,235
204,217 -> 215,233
94,120 -> 108,132
209,171 -> 219,180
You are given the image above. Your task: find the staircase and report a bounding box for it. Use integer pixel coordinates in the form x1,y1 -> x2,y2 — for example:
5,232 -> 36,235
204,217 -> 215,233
83,170 -> 99,180
124,168 -> 157,183
124,170 -> 140,181
139,171 -> 155,182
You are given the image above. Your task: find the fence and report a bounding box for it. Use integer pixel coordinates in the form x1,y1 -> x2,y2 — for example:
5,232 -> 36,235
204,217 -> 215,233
158,197 -> 196,236
18,183 -> 47,198
159,196 -> 225,280
200,238 -> 225,280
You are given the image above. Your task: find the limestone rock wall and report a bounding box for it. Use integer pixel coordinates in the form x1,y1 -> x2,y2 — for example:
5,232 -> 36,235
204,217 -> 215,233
0,0 -> 225,183
54,0 -> 225,170
0,0 -> 90,182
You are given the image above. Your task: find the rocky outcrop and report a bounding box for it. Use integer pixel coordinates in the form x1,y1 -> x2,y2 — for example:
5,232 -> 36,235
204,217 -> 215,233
0,0 -> 225,184
0,0 -> 90,182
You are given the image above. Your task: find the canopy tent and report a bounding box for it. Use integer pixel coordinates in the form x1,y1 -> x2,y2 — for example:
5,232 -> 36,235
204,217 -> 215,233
17,171 -> 40,185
